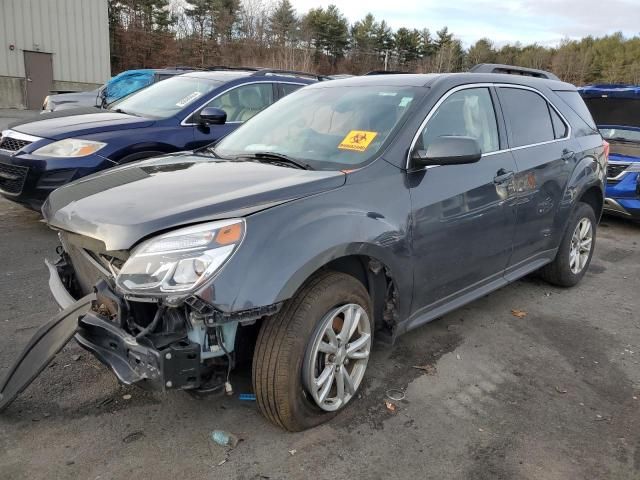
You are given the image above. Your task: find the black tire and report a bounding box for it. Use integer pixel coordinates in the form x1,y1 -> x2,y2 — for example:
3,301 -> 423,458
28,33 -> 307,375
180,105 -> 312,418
540,202 -> 597,287
252,270 -> 372,431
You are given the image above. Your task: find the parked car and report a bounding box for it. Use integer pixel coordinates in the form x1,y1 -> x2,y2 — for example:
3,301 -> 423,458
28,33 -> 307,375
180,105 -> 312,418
0,68 -> 319,210
578,84 -> 640,220
42,68 -> 195,113
0,66 -> 606,431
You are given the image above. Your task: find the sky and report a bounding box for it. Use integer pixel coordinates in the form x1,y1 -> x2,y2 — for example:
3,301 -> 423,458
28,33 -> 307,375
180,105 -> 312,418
289,0 -> 640,47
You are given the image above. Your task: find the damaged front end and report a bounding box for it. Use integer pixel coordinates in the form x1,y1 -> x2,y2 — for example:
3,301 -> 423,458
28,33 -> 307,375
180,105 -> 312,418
1,219 -> 275,411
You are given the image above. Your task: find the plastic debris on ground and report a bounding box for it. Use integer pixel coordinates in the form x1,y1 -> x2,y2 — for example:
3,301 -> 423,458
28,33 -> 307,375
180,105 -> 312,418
211,430 -> 240,448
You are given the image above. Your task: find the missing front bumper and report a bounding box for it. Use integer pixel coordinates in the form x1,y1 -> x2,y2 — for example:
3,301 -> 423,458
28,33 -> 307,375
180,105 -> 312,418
76,312 -> 202,391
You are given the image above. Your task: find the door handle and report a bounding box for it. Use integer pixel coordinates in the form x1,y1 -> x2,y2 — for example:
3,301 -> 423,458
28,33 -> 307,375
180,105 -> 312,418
561,149 -> 575,161
493,169 -> 514,184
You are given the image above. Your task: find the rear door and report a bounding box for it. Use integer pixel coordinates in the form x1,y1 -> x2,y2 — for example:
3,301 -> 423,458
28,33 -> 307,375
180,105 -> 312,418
408,85 -> 519,314
496,86 -> 577,273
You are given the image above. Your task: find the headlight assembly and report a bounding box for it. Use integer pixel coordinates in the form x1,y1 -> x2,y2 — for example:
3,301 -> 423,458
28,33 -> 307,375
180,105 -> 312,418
116,219 -> 245,297
33,138 -> 107,157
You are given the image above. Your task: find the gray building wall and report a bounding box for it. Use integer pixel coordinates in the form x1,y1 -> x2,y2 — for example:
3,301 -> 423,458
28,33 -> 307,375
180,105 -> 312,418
0,0 -> 111,108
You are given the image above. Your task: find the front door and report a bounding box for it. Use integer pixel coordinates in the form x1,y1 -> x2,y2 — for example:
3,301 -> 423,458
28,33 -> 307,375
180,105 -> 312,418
24,51 -> 53,109
408,86 -> 518,316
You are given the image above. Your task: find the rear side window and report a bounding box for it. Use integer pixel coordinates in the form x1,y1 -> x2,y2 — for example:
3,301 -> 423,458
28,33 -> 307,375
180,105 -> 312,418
419,87 -> 500,154
556,91 -> 597,130
549,107 -> 568,139
499,88 -> 554,147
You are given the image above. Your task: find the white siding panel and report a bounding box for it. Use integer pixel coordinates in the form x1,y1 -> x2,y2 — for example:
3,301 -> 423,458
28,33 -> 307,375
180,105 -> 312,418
0,0 -> 110,83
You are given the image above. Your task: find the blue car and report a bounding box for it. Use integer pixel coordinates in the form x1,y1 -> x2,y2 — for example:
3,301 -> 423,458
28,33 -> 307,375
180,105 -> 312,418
42,68 -> 196,112
0,68 -> 318,210
579,84 -> 640,220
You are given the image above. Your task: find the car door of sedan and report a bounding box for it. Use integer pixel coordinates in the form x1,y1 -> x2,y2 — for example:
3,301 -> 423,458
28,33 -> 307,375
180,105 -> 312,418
407,85 -> 519,318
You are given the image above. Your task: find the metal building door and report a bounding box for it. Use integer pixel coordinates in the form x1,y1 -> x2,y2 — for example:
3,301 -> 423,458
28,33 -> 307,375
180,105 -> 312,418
23,51 -> 53,109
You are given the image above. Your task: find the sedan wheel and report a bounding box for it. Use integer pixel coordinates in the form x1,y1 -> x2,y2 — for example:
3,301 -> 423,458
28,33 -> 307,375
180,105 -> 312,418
303,304 -> 371,412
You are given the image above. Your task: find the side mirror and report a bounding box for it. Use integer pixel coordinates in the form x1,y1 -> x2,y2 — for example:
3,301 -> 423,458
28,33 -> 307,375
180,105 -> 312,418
199,107 -> 227,125
412,136 -> 482,167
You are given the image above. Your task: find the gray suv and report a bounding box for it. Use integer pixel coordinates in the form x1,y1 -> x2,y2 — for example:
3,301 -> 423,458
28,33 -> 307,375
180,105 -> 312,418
0,64 -> 606,431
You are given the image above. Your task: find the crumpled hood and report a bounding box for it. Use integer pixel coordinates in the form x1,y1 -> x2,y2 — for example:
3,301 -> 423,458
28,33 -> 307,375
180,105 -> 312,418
11,109 -> 154,140
43,154 -> 346,250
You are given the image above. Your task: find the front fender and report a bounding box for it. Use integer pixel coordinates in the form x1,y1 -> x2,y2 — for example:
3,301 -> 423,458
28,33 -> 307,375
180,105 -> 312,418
197,160 -> 413,319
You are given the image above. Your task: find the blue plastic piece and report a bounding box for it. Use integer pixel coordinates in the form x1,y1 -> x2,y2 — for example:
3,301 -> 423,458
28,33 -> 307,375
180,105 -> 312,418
239,393 -> 256,401
104,69 -> 155,104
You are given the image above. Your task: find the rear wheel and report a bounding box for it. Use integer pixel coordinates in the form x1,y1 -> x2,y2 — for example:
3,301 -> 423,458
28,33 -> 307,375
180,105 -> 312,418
540,202 -> 596,287
252,271 -> 372,431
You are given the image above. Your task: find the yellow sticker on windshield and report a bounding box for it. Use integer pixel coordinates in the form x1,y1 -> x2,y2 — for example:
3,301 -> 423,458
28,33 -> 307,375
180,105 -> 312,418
338,130 -> 378,152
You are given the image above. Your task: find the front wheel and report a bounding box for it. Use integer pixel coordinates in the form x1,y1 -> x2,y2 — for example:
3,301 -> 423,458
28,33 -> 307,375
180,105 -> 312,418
252,271 -> 372,431
540,202 -> 597,287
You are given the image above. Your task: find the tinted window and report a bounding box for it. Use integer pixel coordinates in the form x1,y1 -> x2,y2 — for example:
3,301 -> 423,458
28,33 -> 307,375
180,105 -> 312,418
557,91 -> 597,130
280,83 -> 304,96
419,88 -> 499,154
550,107 -> 568,139
499,88 -> 554,147
206,83 -> 274,122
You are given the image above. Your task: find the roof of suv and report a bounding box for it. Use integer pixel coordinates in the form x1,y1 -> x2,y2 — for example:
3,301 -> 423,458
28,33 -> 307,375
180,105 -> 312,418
308,72 -> 575,90
179,69 -> 322,83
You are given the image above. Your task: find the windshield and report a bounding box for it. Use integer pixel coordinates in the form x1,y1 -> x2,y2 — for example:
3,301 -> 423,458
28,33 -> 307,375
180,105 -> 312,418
214,85 -> 421,169
600,127 -> 640,144
112,76 -> 221,119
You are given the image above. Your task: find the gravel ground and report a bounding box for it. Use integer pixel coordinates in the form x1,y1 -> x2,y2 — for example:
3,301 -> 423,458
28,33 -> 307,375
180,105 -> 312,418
0,196 -> 638,480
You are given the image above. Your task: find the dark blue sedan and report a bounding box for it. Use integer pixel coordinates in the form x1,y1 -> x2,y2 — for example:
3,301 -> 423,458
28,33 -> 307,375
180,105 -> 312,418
0,68 -> 318,210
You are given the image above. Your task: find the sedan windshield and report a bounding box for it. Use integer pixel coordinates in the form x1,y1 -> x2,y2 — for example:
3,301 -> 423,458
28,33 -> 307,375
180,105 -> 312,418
112,76 -> 221,119
214,85 -> 421,169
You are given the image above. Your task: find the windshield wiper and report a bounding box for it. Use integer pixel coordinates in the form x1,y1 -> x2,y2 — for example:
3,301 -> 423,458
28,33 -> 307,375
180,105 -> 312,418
237,152 -> 314,170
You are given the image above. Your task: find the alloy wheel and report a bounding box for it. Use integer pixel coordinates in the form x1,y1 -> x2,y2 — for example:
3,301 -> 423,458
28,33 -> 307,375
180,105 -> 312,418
303,303 -> 371,412
569,217 -> 593,274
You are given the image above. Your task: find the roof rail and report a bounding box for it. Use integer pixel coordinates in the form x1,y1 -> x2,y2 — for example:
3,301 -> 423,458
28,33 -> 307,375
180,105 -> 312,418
470,63 -> 560,81
162,66 -> 204,71
204,65 -> 262,72
250,68 -> 327,81
365,70 -> 410,75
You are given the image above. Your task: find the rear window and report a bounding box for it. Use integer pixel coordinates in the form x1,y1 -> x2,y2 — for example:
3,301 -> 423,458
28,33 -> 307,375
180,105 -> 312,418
556,91 -> 597,130
499,88 -> 554,147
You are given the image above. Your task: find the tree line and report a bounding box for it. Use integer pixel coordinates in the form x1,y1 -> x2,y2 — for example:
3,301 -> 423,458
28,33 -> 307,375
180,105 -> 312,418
108,0 -> 640,84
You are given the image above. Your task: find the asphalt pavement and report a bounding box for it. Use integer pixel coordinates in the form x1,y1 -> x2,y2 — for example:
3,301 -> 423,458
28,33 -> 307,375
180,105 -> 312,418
0,195 -> 639,480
